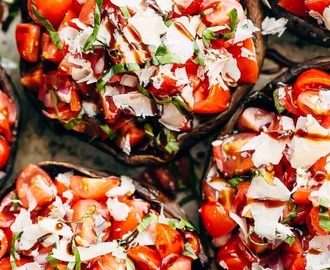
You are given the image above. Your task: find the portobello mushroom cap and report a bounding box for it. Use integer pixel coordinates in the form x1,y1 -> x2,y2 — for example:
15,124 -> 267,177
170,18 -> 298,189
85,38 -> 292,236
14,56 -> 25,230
19,0 -> 266,166
0,65 -> 21,188
200,56 -> 330,269
1,160 -> 209,269
266,0 -> 330,47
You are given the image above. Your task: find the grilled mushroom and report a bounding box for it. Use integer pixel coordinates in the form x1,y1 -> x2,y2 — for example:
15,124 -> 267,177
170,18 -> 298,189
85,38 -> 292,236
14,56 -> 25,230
18,0 -> 265,165
200,56 -> 330,269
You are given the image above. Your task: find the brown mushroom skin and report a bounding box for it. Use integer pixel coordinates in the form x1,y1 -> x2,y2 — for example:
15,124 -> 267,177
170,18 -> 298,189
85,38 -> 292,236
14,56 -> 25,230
1,161 -> 209,269
0,66 -> 21,188
201,56 -> 330,270
267,0 -> 330,47
19,0 -> 265,166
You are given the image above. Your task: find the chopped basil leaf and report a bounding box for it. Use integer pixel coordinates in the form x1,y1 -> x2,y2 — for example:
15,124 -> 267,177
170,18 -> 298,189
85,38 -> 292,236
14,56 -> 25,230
49,89 -> 60,117
164,20 -> 173,27
120,6 -> 131,19
320,197 -> 329,208
144,123 -> 155,138
284,235 -> 295,246
99,124 -> 116,139
152,44 -> 182,65
46,253 -> 59,267
273,88 -> 286,113
193,42 -> 205,65
137,84 -> 150,97
83,0 -> 103,52
97,63 -> 140,93
63,118 -> 83,130
176,217 -> 196,230
281,203 -> 297,224
319,208 -> 330,232
202,29 -> 216,45
183,242 -> 198,260
30,5 -> 62,50
228,176 -> 243,188
126,257 -> 136,270
164,129 -> 179,154
10,232 -> 22,269
72,240 -> 81,270
137,213 -> 158,233
220,8 -> 238,40
172,97 -> 192,116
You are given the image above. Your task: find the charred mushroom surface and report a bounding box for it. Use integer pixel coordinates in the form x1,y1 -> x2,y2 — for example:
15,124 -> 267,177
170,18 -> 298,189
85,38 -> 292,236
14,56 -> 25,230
200,57 -> 330,269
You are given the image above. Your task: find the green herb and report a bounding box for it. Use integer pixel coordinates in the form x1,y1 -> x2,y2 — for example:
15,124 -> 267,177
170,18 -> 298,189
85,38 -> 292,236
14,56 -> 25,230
220,8 -> 238,40
319,207 -> 330,232
12,193 -> 20,211
49,89 -> 60,117
30,5 -> 62,50
175,217 -> 195,230
228,176 -> 243,188
63,118 -> 83,130
164,20 -> 173,27
284,236 -> 295,246
120,6 -> 131,18
164,129 -> 179,154
72,240 -> 81,270
171,97 -> 191,116
137,214 -> 158,233
183,242 -> 198,260
144,123 -> 155,138
273,88 -> 286,113
46,253 -> 59,268
320,197 -> 329,208
152,44 -> 182,65
99,124 -> 116,140
202,29 -> 217,46
248,226 -> 267,246
97,63 -> 140,93
126,257 -> 136,270
193,42 -> 205,65
83,0 -> 103,52
281,203 -> 297,224
10,232 -> 22,269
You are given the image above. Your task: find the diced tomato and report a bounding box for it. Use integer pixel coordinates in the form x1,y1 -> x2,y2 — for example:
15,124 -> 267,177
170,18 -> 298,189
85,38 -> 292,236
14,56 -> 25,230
128,246 -> 161,270
79,0 -> 95,25
282,232 -> 305,270
15,164 -> 56,208
278,0 -> 308,16
28,0 -> 72,27
148,76 -> 181,98
216,234 -> 256,270
114,117 -> 145,148
293,69 -> 330,99
281,87 -> 303,116
293,188 -> 312,204
212,133 -> 255,177
165,256 -> 192,270
91,254 -> 126,270
154,223 -> 184,258
183,231 -> 200,256
297,90 -> 330,116
41,32 -> 64,62
15,23 -> 41,63
308,206 -> 327,235
232,182 -> 250,214
311,153 -> 330,180
193,83 -> 231,114
0,91 -> 17,126
0,229 -> 8,260
227,38 -> 259,84
69,175 -> 120,200
58,9 -> 78,31
100,96 -> 121,124
0,257 -> 32,269
304,0 -> 330,14
71,199 -> 110,245
112,199 -> 149,239
200,201 -> 236,238
20,64 -> 44,92
0,137 -> 10,169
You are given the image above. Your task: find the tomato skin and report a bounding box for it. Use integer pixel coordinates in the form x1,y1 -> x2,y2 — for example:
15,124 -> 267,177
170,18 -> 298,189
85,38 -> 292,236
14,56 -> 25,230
309,206 -> 326,235
200,201 -> 236,238
293,188 -> 312,204
0,137 -> 9,170
79,0 -> 95,25
128,246 -> 161,270
16,164 -> 56,208
164,256 -> 192,270
28,0 -> 72,27
41,32 -> 64,62
69,175 -> 120,200
305,0 -> 330,13
278,0 -> 308,16
111,199 -> 149,240
311,153 -> 330,180
0,92 -> 16,126
227,38 -> 259,84
212,133 -> 255,177
282,232 -> 305,270
91,254 -> 126,270
155,223 -> 184,259
193,83 -> 231,114
71,199 -> 110,245
15,23 -> 41,63
0,229 -> 8,260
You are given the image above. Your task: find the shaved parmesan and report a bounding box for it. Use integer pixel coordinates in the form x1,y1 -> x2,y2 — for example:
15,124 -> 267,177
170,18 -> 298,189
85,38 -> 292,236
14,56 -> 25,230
234,19 -> 259,44
306,236 -> 330,270
229,211 -> 248,240
159,103 -> 187,131
247,175 -> 290,201
310,180 -> 330,207
155,0 -> 173,12
107,198 -> 131,221
261,17 -> 288,37
106,175 -> 136,197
